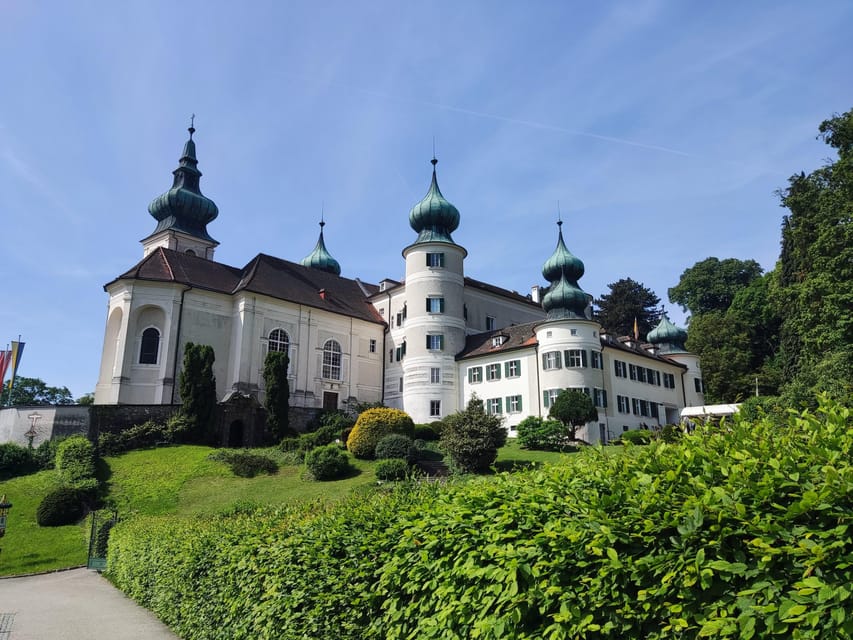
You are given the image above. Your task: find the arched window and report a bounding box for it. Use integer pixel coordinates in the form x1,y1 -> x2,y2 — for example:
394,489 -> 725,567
268,329 -> 290,354
322,339 -> 342,380
185,249 -> 196,256
139,327 -> 160,364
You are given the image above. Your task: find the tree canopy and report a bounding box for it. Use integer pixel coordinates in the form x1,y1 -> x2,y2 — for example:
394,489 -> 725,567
3,376 -> 73,406
594,278 -> 662,338
668,257 -> 763,317
548,389 -> 598,441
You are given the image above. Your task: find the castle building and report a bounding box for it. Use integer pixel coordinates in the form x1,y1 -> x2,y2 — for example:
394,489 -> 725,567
94,127 -> 704,443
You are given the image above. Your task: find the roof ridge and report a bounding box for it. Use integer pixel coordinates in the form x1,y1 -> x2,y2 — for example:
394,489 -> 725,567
158,247 -> 175,281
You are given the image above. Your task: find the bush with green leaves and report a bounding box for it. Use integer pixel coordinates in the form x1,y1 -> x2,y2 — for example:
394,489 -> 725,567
375,458 -> 409,481
0,442 -> 36,479
374,433 -> 413,460
106,397 -> 853,639
36,486 -> 88,526
33,436 -> 65,470
413,423 -> 441,441
99,415 -> 190,456
516,416 -> 573,451
660,424 -> 683,443
304,444 -> 352,480
440,395 -> 507,473
619,428 -> 653,445
208,450 -> 278,478
347,408 -> 414,459
56,435 -> 97,487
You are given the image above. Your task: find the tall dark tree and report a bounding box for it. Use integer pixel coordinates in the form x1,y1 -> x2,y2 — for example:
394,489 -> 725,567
263,351 -> 290,441
668,257 -> 763,317
776,108 -> 853,396
594,278 -> 662,339
4,377 -> 73,406
549,389 -> 598,441
178,343 -> 217,441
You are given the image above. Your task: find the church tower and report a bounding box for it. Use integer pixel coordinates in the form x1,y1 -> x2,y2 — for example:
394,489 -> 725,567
301,219 -> 342,275
534,220 -> 605,427
401,158 -> 467,421
142,122 -> 220,259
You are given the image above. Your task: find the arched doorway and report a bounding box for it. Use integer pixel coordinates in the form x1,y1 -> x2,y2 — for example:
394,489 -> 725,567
228,420 -> 245,448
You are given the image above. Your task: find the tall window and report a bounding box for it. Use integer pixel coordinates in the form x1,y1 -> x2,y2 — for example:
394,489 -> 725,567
487,397 -> 503,415
269,328 -> 289,354
507,395 -> 522,413
591,351 -> 602,369
614,360 -> 627,377
139,327 -> 160,364
505,360 -> 521,377
468,366 -> 482,383
430,400 -> 441,417
542,388 -> 561,408
542,351 -> 562,370
617,395 -> 630,413
663,373 -> 675,389
430,367 -> 441,384
369,339 -> 376,353
593,388 -> 608,408
426,297 -> 445,313
629,364 -> 638,381
566,349 -> 587,368
322,339 -> 342,380
426,334 -> 444,350
486,363 -> 501,381
486,316 -> 496,331
426,252 -> 445,267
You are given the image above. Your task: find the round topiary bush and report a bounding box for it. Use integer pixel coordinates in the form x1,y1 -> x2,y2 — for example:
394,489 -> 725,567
347,408 -> 414,459
305,444 -> 353,480
413,424 -> 440,441
375,434 -> 413,460
36,486 -> 87,526
375,458 -> 409,481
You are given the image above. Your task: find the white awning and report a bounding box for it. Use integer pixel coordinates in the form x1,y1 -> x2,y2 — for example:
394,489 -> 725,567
680,404 -> 740,418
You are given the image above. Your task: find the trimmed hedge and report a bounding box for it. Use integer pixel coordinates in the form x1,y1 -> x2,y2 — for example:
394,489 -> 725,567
36,486 -> 88,526
304,444 -> 352,481
374,434 -> 413,461
347,408 -> 414,459
107,398 -> 853,639
0,442 -> 36,479
516,416 -> 572,451
375,458 -> 409,481
99,415 -> 192,456
56,436 -> 97,487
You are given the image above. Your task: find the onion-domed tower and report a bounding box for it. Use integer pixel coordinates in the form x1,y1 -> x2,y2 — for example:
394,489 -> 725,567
401,158 -> 467,422
647,314 -> 704,405
535,220 -> 604,435
142,122 -> 219,259
301,220 -> 342,275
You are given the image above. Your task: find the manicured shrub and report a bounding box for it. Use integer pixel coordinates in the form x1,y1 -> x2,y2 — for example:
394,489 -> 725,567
105,398 -> 853,639
374,434 -> 413,460
619,428 -> 652,445
0,442 -> 36,479
56,435 -> 97,487
516,416 -> 573,451
36,486 -> 87,526
413,423 -> 440,441
304,444 -> 352,480
33,436 -> 64,470
347,408 -> 414,459
440,396 -> 507,473
375,458 -> 409,481
263,350 -> 290,440
208,450 -> 278,478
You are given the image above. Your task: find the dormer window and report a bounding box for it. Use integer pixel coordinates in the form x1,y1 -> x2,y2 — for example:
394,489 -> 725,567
491,335 -> 508,348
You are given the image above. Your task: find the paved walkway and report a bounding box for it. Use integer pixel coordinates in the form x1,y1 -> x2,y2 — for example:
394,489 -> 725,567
0,568 -> 179,639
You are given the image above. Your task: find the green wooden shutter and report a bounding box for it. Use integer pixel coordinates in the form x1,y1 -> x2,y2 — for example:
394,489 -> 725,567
602,389 -> 608,408
468,368 -> 473,383
497,398 -> 503,414
517,395 -> 523,411
438,335 -> 444,350
439,298 -> 445,313
582,350 -> 588,367
543,390 -> 550,408
542,354 -> 547,368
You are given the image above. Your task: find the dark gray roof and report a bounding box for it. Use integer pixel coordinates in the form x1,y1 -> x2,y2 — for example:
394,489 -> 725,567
108,248 -> 384,324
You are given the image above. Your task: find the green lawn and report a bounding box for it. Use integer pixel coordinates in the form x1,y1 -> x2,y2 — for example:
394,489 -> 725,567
0,470 -> 89,575
0,438 -> 595,577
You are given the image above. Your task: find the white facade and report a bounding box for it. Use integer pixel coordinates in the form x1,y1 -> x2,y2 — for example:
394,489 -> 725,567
95,132 -> 704,431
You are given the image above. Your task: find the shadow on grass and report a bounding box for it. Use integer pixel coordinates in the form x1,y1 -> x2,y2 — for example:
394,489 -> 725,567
314,465 -> 363,482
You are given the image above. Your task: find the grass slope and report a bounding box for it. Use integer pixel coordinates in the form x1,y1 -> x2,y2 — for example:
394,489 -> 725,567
1,439 -> 573,576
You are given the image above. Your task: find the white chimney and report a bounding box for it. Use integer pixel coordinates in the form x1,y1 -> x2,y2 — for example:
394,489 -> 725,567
530,285 -> 541,303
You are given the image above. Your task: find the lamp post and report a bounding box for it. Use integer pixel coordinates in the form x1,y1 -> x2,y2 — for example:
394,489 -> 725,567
0,494 -> 12,554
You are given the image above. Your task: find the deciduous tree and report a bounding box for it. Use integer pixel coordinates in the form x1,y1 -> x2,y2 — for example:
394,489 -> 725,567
668,257 -> 763,317
548,389 -> 598,441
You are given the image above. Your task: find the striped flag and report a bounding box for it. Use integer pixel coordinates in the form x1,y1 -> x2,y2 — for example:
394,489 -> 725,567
0,349 -> 10,388
633,317 -> 639,341
7,340 -> 24,394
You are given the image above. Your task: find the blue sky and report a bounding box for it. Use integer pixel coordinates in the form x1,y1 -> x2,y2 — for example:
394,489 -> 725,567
1,1 -> 851,400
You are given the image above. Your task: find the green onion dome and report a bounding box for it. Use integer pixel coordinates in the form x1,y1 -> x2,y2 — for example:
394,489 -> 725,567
147,125 -> 219,243
647,315 -> 688,352
301,220 -> 341,276
541,220 -> 588,319
408,158 -> 460,244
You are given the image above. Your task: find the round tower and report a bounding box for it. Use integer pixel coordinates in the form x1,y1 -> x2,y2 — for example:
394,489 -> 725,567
401,158 -> 467,422
143,121 -> 220,259
534,221 -> 605,438
647,314 -> 704,406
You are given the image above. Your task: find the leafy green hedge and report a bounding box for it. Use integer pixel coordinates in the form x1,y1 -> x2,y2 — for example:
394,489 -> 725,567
108,398 -> 853,639
346,408 -> 414,459
56,436 -> 97,488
